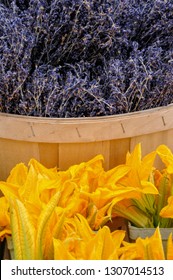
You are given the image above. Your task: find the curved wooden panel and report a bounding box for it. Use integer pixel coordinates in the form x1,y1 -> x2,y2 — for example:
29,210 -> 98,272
0,104 -> 173,143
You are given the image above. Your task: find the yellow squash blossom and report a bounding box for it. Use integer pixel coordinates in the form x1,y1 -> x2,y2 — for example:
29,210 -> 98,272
120,143 -> 156,188
53,214 -> 125,260
8,191 -> 63,260
10,198 -> 36,260
1,144 -> 173,260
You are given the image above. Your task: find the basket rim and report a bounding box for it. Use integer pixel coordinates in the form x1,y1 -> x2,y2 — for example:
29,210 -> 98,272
0,103 -> 173,122
0,103 -> 173,143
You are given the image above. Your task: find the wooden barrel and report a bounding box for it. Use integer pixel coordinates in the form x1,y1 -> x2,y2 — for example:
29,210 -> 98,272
0,104 -> 173,180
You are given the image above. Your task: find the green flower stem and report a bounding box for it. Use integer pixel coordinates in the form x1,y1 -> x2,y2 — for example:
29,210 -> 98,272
112,204 -> 154,228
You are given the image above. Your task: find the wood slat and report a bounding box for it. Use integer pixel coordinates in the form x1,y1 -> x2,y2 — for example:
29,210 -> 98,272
58,141 -> 110,171
0,139 -> 40,180
109,138 -> 130,169
38,143 -> 59,169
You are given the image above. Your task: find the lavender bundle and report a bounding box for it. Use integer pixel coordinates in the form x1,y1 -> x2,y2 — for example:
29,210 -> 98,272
0,0 -> 173,117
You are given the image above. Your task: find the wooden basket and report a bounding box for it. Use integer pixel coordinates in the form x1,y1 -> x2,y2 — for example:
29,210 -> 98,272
0,104 -> 173,180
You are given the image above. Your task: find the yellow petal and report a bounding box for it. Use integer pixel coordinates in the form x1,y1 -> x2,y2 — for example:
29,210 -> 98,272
0,197 -> 10,227
123,144 -> 156,188
86,203 -> 97,228
118,242 -> 140,260
92,202 -> 112,230
87,226 -> 119,260
167,233 -> 173,260
100,165 -> 130,188
126,143 -> 142,168
82,187 -> 141,209
74,214 -> 95,241
0,182 -> 19,200
63,237 -> 87,259
18,164 -> 41,206
141,151 -> 156,180
7,163 -> 28,186
36,191 -> 61,259
58,181 -> 77,207
42,209 -> 66,260
160,196 -> 173,218
119,228 -> 165,260
28,158 -> 58,179
156,145 -> 173,173
146,227 -> 165,260
53,238 -> 75,260
10,199 -> 36,260
140,181 -> 158,194
111,230 -> 126,250
0,228 -> 11,241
